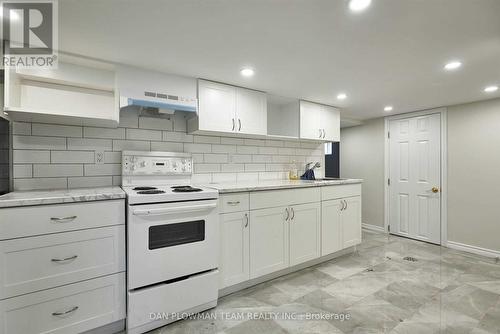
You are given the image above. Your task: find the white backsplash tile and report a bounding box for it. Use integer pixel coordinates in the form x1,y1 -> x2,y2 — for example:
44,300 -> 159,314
33,164 -> 83,177
11,109 -> 325,191
12,122 -> 31,135
32,124 -> 82,138
67,138 -> 112,151
13,150 -> 50,163
139,117 -> 173,131
83,127 -> 125,139
126,128 -> 162,141
13,135 -> 66,150
51,151 -> 95,163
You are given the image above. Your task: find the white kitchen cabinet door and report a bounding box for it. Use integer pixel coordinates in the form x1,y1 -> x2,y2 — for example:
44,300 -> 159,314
219,212 -> 250,288
236,88 -> 267,135
249,207 -> 289,278
321,199 -> 342,256
289,202 -> 320,266
342,196 -> 362,248
321,105 -> 340,142
0,273 -> 125,334
198,80 -> 236,133
299,100 -> 322,140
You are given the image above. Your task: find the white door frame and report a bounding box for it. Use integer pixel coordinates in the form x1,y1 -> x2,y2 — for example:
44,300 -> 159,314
384,108 -> 448,246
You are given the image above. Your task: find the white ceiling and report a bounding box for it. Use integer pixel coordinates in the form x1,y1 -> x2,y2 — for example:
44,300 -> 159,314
59,0 -> 500,121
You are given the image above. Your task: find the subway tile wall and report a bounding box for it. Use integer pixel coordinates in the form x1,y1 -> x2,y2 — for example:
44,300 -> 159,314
11,109 -> 325,190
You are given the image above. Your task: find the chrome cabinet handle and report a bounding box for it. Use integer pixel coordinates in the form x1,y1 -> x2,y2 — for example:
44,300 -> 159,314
238,119 -> 241,131
244,213 -> 249,227
52,306 -> 78,317
51,255 -> 78,263
285,208 -> 290,221
340,201 -> 345,211
291,207 -> 295,220
319,129 -> 322,138
227,201 -> 240,206
345,200 -> 348,211
50,216 -> 77,223
232,118 -> 235,131
323,129 -> 326,138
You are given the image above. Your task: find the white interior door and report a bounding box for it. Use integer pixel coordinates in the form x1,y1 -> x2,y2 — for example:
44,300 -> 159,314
389,113 -> 441,244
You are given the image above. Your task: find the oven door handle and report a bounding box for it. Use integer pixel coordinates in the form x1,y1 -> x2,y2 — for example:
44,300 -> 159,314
132,203 -> 217,216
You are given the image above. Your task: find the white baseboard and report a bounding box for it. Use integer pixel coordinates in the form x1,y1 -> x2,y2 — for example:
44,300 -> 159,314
362,223 -> 385,233
447,240 -> 500,259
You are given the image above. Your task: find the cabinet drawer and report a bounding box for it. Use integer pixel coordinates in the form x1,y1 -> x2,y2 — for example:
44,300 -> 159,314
219,193 -> 249,213
0,273 -> 125,334
0,225 -> 125,299
250,187 -> 320,210
321,184 -> 361,201
0,200 -> 125,240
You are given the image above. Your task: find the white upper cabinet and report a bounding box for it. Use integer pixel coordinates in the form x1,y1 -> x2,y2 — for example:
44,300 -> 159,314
3,61 -> 119,128
299,100 -> 340,141
321,104 -> 340,141
189,80 -> 267,136
299,100 -> 322,140
236,88 -> 267,135
197,80 -> 236,133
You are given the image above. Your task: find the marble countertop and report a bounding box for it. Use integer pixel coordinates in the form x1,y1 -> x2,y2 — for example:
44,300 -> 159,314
0,187 -> 126,208
205,178 -> 362,194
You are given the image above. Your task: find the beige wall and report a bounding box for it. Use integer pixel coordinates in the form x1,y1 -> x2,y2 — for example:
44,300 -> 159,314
340,97 -> 500,252
447,98 -> 500,252
340,118 -> 385,228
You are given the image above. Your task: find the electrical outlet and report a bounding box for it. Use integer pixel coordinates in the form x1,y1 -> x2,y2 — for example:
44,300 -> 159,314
95,150 -> 104,164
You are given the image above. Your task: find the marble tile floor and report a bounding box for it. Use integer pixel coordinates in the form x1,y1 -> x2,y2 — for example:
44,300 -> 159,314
147,230 -> 500,334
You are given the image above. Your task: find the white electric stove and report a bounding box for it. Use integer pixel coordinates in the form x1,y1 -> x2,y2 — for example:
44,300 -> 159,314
122,151 -> 219,334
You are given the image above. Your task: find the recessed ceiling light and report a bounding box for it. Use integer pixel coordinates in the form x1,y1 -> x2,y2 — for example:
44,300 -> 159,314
337,93 -> 347,100
484,85 -> 498,93
384,106 -> 393,112
349,0 -> 372,12
444,61 -> 462,71
240,68 -> 254,77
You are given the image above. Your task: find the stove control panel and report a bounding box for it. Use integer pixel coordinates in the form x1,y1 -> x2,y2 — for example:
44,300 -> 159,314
122,153 -> 192,175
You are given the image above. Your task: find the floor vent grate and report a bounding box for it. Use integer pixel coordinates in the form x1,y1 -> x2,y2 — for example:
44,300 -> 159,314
403,256 -> 418,262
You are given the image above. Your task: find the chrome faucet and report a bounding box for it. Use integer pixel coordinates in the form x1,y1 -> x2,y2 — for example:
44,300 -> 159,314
305,162 -> 321,172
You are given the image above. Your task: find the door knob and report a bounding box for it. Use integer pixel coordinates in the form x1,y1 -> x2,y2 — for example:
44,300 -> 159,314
431,187 -> 440,193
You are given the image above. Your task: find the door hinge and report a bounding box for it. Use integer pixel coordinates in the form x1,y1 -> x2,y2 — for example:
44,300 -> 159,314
387,178 -> 391,186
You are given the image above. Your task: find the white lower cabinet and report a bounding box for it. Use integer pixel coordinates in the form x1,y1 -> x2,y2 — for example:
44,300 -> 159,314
342,196 -> 362,248
219,185 -> 362,289
321,199 -> 343,256
289,202 -> 320,266
321,196 -> 362,255
0,225 -> 125,299
0,199 -> 126,334
219,212 -> 250,288
249,207 -> 289,279
0,273 -> 125,334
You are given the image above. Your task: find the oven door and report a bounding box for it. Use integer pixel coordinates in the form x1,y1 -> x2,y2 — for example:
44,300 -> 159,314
127,199 -> 218,289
